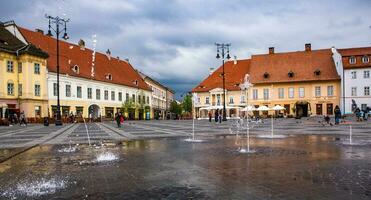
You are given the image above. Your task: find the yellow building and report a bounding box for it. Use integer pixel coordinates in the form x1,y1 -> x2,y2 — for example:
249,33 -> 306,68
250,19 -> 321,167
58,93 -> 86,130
0,22 -> 49,120
193,44 -> 341,118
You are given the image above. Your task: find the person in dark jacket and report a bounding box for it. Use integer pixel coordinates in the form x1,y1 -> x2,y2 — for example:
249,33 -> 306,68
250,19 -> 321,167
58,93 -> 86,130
208,111 -> 212,122
115,112 -> 121,128
334,105 -> 341,125
215,109 -> 219,122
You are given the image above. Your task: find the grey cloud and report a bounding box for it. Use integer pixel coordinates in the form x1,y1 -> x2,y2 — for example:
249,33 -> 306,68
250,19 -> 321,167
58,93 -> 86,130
1,0 -> 371,99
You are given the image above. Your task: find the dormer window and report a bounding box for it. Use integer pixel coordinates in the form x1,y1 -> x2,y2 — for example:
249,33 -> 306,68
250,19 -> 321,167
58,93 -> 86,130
362,55 -> 369,64
133,80 -> 138,86
72,65 -> 79,74
106,73 -> 112,80
288,71 -> 294,78
263,72 -> 270,79
199,85 -> 205,89
349,56 -> 356,64
314,69 -> 321,76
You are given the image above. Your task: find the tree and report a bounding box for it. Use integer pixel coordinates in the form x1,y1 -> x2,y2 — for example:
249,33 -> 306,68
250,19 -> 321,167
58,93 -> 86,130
182,94 -> 192,113
170,101 -> 182,116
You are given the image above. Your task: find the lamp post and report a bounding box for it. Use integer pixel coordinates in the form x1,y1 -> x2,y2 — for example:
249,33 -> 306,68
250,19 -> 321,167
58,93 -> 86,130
215,43 -> 231,121
46,14 -> 70,126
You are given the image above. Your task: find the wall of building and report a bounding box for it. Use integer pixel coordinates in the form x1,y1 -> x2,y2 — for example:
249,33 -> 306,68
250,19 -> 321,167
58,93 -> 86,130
0,52 -> 48,118
344,68 -> 371,113
47,73 -> 152,119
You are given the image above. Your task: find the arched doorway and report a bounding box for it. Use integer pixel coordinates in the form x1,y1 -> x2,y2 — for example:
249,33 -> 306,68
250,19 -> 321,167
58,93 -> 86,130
295,101 -> 309,117
88,104 -> 100,119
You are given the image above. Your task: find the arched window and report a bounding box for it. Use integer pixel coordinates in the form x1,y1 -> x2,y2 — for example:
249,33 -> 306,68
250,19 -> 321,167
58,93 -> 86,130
349,56 -> 356,64
106,73 -> 112,80
72,65 -> 79,74
362,55 -> 369,64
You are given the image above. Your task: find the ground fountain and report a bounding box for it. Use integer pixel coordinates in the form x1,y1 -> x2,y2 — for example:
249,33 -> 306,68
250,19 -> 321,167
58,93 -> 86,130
257,105 -> 287,139
238,74 -> 255,153
184,93 -> 204,143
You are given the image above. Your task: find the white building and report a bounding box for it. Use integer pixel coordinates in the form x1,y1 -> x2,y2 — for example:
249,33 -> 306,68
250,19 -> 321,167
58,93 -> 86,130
333,47 -> 371,114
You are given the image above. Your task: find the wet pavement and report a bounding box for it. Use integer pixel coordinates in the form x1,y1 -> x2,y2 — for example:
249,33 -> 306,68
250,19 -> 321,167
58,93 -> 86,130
1,134 -> 371,199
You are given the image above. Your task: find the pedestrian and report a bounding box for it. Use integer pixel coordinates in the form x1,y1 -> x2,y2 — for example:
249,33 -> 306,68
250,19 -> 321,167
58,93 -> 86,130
120,112 -> 124,125
334,105 -> 341,125
355,107 -> 361,121
215,109 -> 219,122
19,111 -> 27,126
218,110 -> 222,123
208,111 -> 212,122
115,112 -> 121,128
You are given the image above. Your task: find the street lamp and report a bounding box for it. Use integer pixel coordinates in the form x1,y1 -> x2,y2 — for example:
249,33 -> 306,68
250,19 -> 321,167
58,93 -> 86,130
215,43 -> 231,121
46,14 -> 70,126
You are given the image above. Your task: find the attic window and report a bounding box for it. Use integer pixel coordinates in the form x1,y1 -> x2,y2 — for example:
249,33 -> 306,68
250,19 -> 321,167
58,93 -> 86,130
314,69 -> 321,76
362,55 -> 369,64
234,83 -> 240,87
349,56 -> 356,64
106,73 -> 112,80
288,71 -> 294,78
133,80 -> 138,86
72,65 -> 79,74
263,72 -> 270,79
199,85 -> 205,88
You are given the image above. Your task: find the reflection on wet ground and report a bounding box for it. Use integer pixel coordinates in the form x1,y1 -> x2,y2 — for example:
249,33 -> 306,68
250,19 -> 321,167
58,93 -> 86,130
0,135 -> 371,199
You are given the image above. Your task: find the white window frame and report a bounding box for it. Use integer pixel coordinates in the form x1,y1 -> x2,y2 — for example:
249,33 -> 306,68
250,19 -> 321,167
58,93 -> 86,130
53,83 -> 58,96
34,63 -> 40,74
351,71 -> 357,79
288,87 -> 294,98
315,86 -> 321,97
87,88 -> 92,99
7,82 -> 14,95
364,86 -> 370,96
205,97 -> 210,104
65,85 -> 71,97
263,88 -> 269,100
299,87 -> 305,98
77,86 -> 82,98
35,84 -> 41,96
349,56 -> 356,64
278,88 -> 284,99
253,89 -> 258,100
362,56 -> 369,64
327,85 -> 334,97
351,87 -> 357,96
7,60 -> 13,73
364,70 -> 370,79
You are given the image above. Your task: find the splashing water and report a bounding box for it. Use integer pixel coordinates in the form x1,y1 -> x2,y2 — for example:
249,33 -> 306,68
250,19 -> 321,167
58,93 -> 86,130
96,152 -> 119,162
2,177 -> 67,198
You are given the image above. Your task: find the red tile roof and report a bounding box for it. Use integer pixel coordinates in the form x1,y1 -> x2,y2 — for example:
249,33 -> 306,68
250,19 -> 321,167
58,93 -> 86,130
338,46 -> 371,69
19,27 -> 151,91
250,49 -> 340,84
192,59 -> 250,92
193,48 -> 341,92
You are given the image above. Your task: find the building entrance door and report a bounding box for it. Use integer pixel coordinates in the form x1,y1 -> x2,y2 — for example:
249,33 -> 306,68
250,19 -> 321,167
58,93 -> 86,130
316,104 -> 323,115
326,104 -> 333,115
295,102 -> 309,117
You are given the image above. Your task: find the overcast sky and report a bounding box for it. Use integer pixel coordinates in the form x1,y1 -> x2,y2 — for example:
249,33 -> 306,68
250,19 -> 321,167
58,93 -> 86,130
1,0 -> 371,98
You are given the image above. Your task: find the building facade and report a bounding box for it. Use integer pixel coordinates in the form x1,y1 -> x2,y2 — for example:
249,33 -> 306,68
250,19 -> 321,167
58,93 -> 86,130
0,21 -> 49,119
8,24 -> 152,120
193,44 -> 342,118
138,71 -> 174,119
335,47 -> 371,114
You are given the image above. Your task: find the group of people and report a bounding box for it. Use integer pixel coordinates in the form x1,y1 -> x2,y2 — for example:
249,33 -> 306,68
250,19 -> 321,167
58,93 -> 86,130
208,109 -> 223,123
354,107 -> 369,121
115,112 -> 125,127
8,111 -> 27,126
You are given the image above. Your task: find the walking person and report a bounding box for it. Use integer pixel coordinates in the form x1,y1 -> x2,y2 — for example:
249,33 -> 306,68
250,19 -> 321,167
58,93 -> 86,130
218,110 -> 222,123
115,112 -> 121,128
355,107 -> 361,121
208,111 -> 212,122
120,112 -> 124,125
334,105 -> 341,125
215,109 -> 219,122
19,111 -> 27,126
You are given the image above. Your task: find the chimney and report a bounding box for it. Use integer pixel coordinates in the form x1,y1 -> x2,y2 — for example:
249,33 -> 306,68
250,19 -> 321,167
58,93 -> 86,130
106,49 -> 111,60
209,67 -> 215,75
233,55 -> 237,65
305,43 -> 311,51
35,29 -> 44,34
269,47 -> 275,54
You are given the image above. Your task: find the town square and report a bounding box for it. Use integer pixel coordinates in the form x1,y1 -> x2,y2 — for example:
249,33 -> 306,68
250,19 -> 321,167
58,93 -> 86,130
0,0 -> 371,199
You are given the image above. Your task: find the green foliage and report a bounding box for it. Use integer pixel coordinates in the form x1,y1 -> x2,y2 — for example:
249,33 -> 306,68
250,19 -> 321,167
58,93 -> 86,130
122,97 -> 135,112
170,101 -> 182,115
182,94 -> 192,113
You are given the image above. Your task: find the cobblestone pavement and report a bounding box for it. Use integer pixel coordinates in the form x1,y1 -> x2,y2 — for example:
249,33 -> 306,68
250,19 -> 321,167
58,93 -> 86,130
0,117 -> 370,151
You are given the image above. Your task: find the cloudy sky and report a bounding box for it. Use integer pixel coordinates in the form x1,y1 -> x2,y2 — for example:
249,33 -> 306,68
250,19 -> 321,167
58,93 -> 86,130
1,0 -> 371,98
